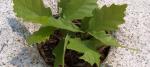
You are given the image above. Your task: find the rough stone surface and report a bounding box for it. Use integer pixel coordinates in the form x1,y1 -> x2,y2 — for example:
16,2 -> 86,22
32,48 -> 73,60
98,0 -> 150,67
1,0 -> 150,67
43,0 -> 58,15
0,0 -> 47,67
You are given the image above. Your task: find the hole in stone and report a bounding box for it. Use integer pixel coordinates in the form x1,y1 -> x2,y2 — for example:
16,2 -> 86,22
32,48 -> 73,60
37,30 -> 111,67
37,19 -> 111,67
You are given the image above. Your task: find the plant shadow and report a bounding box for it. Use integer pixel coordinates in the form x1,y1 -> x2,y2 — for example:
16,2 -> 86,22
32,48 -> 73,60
6,18 -> 47,67
7,18 -> 30,38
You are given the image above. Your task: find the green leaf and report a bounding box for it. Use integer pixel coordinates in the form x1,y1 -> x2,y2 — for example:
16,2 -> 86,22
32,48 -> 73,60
13,0 -> 82,32
27,26 -> 54,45
13,0 -> 52,25
48,18 -> 82,32
89,31 -> 121,47
53,35 -> 70,67
88,4 -> 127,31
67,38 -> 100,66
80,17 -> 91,31
60,0 -> 97,20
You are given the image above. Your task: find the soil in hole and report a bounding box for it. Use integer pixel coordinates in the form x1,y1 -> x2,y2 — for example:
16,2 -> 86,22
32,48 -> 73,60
37,19 -> 110,67
37,31 -> 110,67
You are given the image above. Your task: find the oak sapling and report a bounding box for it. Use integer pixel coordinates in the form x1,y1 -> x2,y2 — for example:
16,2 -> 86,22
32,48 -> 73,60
13,0 -> 127,67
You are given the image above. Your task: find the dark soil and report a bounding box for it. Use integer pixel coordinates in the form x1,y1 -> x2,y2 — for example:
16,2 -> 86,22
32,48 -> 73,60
37,30 -> 62,67
37,31 -> 110,67
37,19 -> 110,67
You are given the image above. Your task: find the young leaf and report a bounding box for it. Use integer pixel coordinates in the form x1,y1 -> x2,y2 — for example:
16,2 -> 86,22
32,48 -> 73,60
60,0 -> 97,20
27,26 -> 54,45
88,4 -> 127,31
13,0 -> 82,32
48,18 -> 82,32
53,35 -> 70,67
90,31 -> 138,50
13,0 -> 52,25
67,38 -> 100,66
80,17 -> 91,31
89,31 -> 121,47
